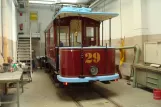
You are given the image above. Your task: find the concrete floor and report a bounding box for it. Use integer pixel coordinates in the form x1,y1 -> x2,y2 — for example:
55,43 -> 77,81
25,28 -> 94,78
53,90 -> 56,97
93,81 -> 161,107
1,69 -> 161,107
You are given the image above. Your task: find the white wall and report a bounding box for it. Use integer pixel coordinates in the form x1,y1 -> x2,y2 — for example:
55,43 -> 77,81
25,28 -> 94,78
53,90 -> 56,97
29,7 -> 53,33
18,6 -> 53,34
17,6 -> 54,56
0,0 -> 3,65
93,0 -> 161,40
121,0 -> 133,37
12,0 -> 17,62
17,10 -> 30,35
1,0 -> 17,63
94,0 -> 133,39
0,0 -> 2,38
30,6 -> 53,56
146,0 -> 161,35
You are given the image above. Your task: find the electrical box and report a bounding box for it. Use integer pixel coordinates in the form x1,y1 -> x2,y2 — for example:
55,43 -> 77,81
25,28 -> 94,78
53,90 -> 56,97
144,41 -> 161,64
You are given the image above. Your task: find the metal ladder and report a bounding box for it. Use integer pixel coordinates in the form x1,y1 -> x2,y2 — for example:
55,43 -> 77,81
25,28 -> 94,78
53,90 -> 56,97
17,35 -> 32,82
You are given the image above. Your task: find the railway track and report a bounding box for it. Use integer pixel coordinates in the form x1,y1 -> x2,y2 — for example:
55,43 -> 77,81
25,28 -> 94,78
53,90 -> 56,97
48,73 -> 122,107
64,84 -> 123,107
92,87 -> 123,107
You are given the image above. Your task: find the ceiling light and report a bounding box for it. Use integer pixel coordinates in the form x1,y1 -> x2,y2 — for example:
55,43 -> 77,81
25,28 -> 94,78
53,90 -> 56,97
60,0 -> 78,3
29,0 -> 56,4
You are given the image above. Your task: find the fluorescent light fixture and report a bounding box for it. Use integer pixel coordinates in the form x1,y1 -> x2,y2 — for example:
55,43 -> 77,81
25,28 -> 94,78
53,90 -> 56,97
60,0 -> 78,3
60,0 -> 88,4
29,0 -> 56,4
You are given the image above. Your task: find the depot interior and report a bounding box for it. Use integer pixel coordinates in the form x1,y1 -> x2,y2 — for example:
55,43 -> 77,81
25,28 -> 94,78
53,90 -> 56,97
0,0 -> 161,107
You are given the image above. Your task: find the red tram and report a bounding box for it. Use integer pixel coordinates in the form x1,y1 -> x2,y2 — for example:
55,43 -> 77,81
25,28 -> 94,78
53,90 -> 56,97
45,7 -> 119,84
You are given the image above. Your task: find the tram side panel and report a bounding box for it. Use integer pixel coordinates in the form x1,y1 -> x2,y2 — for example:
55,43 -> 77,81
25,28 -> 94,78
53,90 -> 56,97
106,48 -> 115,75
59,48 -> 116,77
59,48 -> 82,77
83,48 -> 106,76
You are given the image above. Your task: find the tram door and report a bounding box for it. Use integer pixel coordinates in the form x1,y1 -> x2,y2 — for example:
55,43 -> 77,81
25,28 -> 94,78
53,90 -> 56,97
85,27 -> 95,46
85,26 -> 99,46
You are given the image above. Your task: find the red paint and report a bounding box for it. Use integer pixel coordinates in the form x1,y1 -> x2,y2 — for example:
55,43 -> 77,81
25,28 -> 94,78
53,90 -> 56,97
59,48 -> 115,77
20,12 -> 22,16
83,49 -> 106,76
106,48 -> 115,75
60,48 -> 82,77
153,89 -> 161,100
19,23 -> 23,30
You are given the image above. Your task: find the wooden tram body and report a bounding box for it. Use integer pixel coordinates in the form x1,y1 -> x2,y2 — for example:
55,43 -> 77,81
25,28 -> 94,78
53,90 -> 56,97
45,7 -> 119,83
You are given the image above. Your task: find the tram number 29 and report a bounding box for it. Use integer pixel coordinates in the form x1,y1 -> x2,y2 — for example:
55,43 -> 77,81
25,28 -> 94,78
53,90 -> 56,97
85,52 -> 100,64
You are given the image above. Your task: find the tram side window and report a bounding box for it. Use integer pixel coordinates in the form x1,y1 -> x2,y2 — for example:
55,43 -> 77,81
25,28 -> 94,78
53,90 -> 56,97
70,20 -> 82,47
86,27 -> 94,46
86,27 -> 94,37
50,28 -> 54,47
46,32 -> 50,56
57,26 -> 69,46
49,27 -> 55,58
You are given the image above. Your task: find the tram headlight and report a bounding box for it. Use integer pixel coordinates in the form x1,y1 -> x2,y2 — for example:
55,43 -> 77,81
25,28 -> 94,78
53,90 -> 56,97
90,66 -> 98,76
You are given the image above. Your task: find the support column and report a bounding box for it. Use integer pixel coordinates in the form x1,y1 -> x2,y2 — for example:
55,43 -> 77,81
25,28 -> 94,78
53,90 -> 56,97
2,0 -> 9,63
0,0 -> 3,65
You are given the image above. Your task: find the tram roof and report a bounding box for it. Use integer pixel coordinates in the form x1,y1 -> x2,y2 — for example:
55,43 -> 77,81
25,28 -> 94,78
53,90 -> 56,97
53,7 -> 119,21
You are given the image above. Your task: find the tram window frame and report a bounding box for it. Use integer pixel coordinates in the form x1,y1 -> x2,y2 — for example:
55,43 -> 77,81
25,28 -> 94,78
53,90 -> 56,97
86,27 -> 94,37
50,27 -> 54,47
57,26 -> 69,47
96,27 -> 99,46
70,19 -> 82,47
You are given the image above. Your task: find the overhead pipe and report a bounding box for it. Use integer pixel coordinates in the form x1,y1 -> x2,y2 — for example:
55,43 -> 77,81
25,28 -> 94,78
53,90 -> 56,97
115,45 -> 140,63
115,45 -> 140,87
89,0 -> 100,8
1,0 -> 4,62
